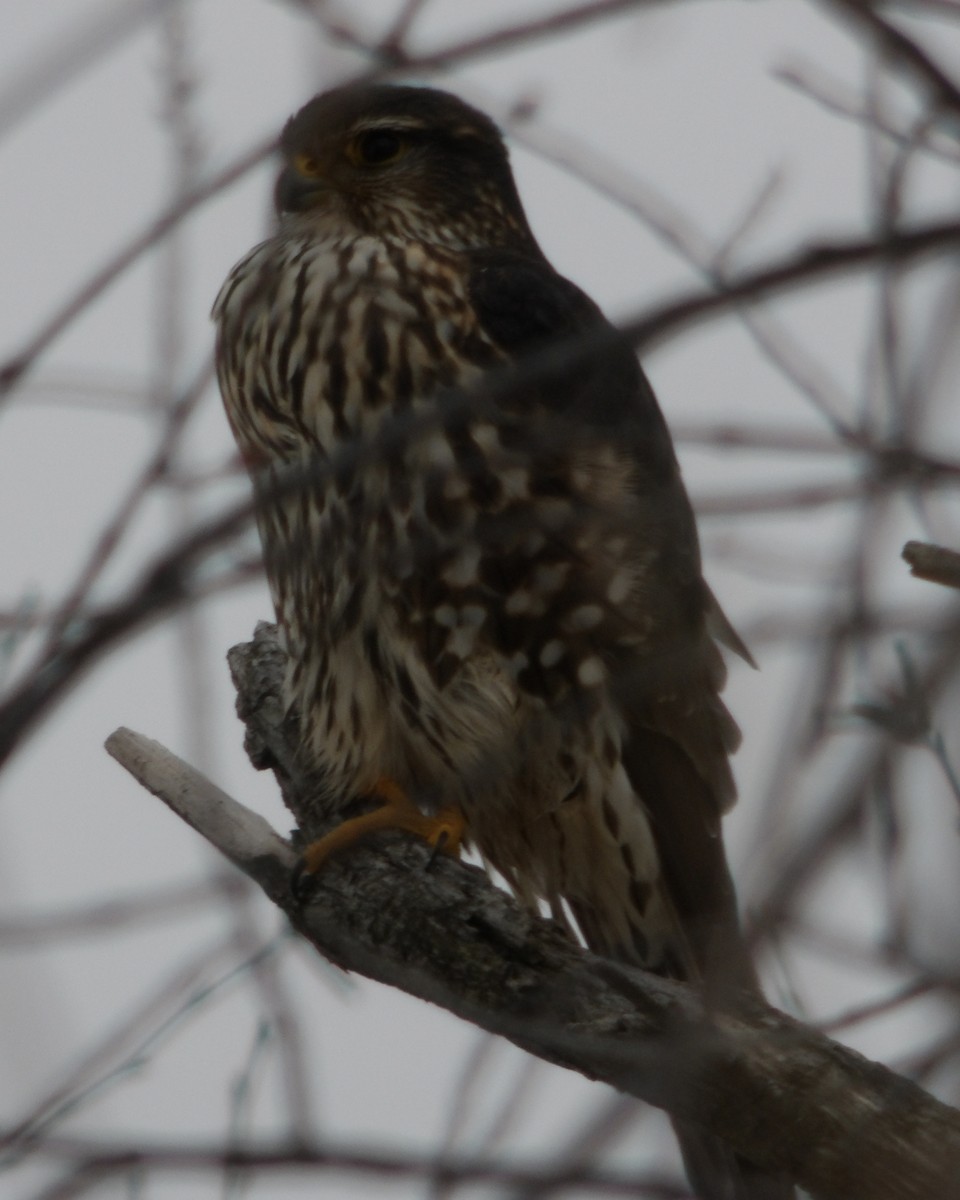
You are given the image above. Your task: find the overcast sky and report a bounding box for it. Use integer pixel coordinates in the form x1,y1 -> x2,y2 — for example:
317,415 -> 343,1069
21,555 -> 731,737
3,2 -> 960,1197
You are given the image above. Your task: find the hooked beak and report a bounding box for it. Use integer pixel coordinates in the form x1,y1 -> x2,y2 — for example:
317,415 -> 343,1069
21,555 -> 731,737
275,165 -> 328,214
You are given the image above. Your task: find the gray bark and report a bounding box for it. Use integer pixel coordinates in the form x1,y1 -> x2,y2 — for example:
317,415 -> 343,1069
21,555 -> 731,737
104,622 -> 960,1200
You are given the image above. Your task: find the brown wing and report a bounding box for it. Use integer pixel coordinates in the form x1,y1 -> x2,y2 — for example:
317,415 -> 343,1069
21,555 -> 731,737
468,248 -> 753,984
468,246 -> 793,1200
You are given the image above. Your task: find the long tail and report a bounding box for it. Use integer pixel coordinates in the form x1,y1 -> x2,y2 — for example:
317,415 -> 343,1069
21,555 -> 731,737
674,1120 -> 794,1200
607,724 -> 796,1200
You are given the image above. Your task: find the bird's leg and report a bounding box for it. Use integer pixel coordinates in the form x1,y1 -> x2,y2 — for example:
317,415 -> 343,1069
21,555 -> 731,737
297,776 -> 465,877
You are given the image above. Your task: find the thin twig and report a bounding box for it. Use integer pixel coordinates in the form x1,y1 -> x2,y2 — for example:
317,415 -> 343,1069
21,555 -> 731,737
902,539 -> 960,589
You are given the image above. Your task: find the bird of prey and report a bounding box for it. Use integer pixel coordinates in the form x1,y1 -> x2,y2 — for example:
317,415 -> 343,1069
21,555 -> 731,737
214,83 -> 792,1200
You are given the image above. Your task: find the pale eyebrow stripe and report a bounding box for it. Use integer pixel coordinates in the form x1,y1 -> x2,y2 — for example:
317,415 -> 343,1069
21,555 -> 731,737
352,116 -> 429,133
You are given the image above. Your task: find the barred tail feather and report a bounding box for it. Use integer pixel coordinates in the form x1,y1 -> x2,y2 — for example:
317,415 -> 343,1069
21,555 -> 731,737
674,1122 -> 795,1200
605,725 -> 796,1200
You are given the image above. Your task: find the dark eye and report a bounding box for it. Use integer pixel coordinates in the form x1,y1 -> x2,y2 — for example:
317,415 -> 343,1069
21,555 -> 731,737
354,129 -> 405,165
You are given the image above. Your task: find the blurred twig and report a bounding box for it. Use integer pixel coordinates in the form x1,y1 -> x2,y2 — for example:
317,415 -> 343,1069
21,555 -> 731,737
24,1134 -> 690,1200
903,539 -> 960,589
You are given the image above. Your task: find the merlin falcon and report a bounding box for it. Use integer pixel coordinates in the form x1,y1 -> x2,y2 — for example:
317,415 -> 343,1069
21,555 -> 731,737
214,84 -> 793,1200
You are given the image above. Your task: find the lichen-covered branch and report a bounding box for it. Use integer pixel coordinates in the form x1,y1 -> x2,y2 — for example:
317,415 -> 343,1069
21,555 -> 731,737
105,624 -> 960,1200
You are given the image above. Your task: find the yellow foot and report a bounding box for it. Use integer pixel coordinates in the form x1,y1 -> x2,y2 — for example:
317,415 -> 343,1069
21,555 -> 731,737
296,776 -> 465,881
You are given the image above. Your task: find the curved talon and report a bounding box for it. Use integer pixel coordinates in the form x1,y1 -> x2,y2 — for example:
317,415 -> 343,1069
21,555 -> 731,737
425,810 -> 465,867
292,776 -> 465,895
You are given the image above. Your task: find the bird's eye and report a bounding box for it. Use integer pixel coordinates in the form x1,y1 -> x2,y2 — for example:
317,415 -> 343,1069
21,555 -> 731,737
352,129 -> 406,166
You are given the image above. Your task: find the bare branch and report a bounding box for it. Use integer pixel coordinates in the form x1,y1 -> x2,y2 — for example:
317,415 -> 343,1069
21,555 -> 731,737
0,879 -> 242,946
902,539 -> 960,589
0,0 -> 176,142
823,0 -> 960,117
0,138 -> 273,398
20,1133 -> 688,1200
302,0 -> 668,69
101,626 -> 960,1200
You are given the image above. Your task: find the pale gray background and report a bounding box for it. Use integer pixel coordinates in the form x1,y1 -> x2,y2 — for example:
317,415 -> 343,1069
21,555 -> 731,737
3,2 -> 959,1197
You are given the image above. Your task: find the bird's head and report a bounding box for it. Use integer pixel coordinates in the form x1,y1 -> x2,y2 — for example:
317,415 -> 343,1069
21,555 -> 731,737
275,84 -> 539,253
